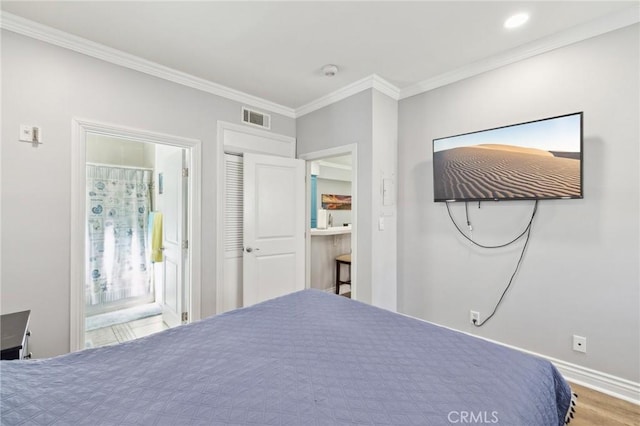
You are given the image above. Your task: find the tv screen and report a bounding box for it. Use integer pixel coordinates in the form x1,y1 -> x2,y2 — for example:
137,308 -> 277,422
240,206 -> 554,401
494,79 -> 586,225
433,112 -> 583,202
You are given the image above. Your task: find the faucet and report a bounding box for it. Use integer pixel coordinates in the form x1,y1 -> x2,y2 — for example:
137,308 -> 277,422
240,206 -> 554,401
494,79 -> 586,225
328,213 -> 333,227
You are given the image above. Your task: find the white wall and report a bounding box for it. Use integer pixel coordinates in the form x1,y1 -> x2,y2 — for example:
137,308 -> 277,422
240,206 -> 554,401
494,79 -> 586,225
297,90 -> 374,304
297,89 -> 398,311
397,24 -> 639,383
86,134 -> 155,169
371,90 -> 398,311
0,31 -> 295,358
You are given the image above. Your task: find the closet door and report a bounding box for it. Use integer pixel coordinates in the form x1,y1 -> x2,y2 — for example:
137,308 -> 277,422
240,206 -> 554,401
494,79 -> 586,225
242,153 -> 305,307
222,154 -> 244,312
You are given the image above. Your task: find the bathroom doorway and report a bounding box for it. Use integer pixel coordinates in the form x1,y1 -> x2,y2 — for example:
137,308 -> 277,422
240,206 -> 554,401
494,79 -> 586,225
70,118 -> 202,352
83,135 -> 185,348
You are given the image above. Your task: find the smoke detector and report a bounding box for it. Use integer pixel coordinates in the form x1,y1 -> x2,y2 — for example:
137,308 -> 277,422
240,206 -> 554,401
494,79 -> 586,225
322,64 -> 339,77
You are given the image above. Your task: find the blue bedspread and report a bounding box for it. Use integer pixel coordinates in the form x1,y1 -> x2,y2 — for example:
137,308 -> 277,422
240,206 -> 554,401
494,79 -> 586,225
1,290 -> 572,425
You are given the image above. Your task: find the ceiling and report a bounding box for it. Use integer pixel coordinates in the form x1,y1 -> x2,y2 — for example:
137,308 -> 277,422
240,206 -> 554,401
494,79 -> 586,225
318,155 -> 352,168
2,1 -> 637,111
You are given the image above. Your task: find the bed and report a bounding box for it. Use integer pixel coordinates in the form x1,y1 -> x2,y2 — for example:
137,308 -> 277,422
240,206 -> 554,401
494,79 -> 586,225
1,290 -> 575,425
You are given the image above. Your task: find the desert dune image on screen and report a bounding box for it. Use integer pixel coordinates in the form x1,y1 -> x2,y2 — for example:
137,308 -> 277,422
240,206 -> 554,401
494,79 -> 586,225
433,114 -> 582,201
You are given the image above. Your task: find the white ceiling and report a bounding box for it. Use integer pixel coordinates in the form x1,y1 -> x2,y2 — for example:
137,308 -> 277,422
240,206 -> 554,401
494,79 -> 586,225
1,1 -> 637,111
320,155 -> 352,168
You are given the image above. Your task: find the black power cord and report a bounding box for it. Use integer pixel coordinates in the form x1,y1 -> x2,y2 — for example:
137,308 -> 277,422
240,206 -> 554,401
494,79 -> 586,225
445,200 -> 539,326
446,200 -> 537,249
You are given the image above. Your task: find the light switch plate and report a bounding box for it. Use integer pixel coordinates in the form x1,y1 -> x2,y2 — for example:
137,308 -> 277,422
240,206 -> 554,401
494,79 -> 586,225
19,125 -> 34,142
19,125 -> 42,143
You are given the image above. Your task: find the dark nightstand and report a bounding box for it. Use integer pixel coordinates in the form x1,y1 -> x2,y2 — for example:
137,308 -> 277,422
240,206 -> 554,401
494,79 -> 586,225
1,310 -> 31,360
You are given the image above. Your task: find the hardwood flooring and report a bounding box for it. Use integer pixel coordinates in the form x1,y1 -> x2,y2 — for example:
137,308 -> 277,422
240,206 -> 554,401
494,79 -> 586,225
569,382 -> 639,426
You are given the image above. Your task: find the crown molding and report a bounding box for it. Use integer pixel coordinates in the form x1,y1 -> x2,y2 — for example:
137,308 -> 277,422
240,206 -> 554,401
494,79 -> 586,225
400,5 -> 640,100
370,74 -> 401,102
0,12 -> 296,118
3,6 -> 638,119
295,74 -> 400,118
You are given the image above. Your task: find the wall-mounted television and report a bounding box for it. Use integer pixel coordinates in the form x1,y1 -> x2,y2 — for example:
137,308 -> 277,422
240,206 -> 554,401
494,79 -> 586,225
433,112 -> 583,202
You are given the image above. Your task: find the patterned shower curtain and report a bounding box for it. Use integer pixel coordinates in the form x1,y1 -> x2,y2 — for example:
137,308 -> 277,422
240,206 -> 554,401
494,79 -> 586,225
86,165 -> 153,309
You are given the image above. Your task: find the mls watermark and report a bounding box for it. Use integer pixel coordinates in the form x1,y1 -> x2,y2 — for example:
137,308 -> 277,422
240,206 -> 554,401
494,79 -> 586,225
447,411 -> 500,424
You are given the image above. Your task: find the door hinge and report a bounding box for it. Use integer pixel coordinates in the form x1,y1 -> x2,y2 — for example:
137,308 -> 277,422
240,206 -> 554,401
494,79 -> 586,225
182,240 -> 189,249
181,312 -> 188,322
182,168 -> 189,178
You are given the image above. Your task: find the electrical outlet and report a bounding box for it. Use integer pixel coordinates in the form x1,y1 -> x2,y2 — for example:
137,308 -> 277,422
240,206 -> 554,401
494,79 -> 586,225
470,310 -> 480,325
572,335 -> 587,353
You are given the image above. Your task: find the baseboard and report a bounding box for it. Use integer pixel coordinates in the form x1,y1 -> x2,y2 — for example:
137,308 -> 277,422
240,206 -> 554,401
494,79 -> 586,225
479,340 -> 640,405
474,337 -> 640,405
552,358 -> 640,405
475,339 -> 640,405
398,314 -> 640,405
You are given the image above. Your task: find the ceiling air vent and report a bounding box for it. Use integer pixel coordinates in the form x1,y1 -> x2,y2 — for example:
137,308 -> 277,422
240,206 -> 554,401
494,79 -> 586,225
242,107 -> 271,130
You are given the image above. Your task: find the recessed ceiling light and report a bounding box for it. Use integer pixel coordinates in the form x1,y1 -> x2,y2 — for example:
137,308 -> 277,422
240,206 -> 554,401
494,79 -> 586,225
504,13 -> 529,29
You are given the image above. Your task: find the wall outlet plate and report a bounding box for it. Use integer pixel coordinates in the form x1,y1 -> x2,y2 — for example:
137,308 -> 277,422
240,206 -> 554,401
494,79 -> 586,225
470,310 -> 480,324
573,335 -> 587,353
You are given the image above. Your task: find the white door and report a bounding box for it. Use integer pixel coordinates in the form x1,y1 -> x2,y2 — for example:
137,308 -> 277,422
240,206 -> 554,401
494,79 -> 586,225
156,146 -> 188,328
243,153 -> 305,307
222,154 -> 244,311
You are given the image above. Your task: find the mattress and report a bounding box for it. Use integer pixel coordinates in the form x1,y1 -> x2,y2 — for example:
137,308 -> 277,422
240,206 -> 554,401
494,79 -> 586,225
1,290 -> 573,425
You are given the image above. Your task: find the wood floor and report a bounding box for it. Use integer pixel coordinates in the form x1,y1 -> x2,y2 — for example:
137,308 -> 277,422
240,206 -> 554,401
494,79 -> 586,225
569,382 -> 639,426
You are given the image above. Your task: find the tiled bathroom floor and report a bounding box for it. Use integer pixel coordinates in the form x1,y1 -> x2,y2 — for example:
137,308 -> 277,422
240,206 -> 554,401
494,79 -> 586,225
85,315 -> 169,349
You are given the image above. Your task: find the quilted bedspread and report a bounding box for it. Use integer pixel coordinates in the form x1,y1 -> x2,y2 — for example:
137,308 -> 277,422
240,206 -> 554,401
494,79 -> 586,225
1,290 -> 572,425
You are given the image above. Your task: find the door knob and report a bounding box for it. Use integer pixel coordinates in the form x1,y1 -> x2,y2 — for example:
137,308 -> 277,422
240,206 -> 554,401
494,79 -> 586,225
245,247 -> 253,253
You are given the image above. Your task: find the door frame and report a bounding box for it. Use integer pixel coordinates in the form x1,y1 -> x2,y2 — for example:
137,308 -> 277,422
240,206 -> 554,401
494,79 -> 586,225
298,144 -> 358,300
70,118 -> 202,352
215,121 -> 296,314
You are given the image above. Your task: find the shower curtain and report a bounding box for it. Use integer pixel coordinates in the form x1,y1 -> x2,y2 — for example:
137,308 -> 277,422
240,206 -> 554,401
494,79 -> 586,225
86,165 -> 153,311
